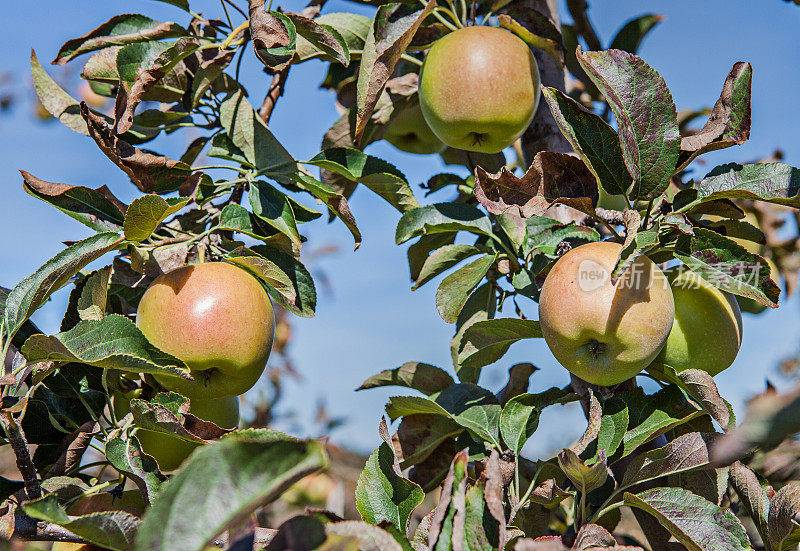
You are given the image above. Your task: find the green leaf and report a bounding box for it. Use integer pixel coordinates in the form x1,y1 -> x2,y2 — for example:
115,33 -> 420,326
306,148 -> 419,213
620,432 -> 712,489
678,63 -> 752,172
396,203 -> 495,245
2,232 -> 121,340
500,394 -> 541,455
123,195 -> 188,242
356,427 -> 424,532
609,14 -> 664,53
436,255 -> 496,324
21,170 -> 127,232
618,387 -> 706,459
116,41 -> 191,103
295,13 -> 370,62
23,494 -> 139,551
623,487 -> 751,551
76,266 -> 111,322
674,227 -> 781,307
135,431 -> 327,551
436,384 -> 501,447
396,414 -> 461,468
53,14 -> 186,64
695,162 -> 800,207
219,89 -> 296,178
225,247 -> 297,306
596,397 -> 629,459
287,13 -> 349,66
387,384 -> 501,447
21,314 -> 191,380
768,483 -> 800,551
414,244 -> 482,290
217,204 -> 282,242
248,180 -> 302,247
497,13 -> 564,68
425,449 -> 470,550
576,48 -> 680,201
451,282 -> 495,384
357,362 -> 454,395
207,132 -> 253,167
525,217 -> 600,257
558,448 -> 607,495
105,435 -> 166,503
291,171 -> 362,250
248,245 -> 317,317
457,318 -> 542,371
355,2 -> 435,142
541,87 -> 632,196
31,50 -> 157,143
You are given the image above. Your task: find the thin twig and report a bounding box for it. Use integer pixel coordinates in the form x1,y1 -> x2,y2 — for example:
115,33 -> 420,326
257,66 -> 290,124
1,413 -> 41,500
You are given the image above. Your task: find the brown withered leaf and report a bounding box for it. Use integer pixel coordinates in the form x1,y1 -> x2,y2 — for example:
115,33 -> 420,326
571,523 -> 617,550
355,1 -> 436,144
483,449 -> 507,549
114,38 -> 201,135
474,152 -> 597,218
408,438 -> 457,493
526,479 -> 571,510
80,102 -> 200,194
46,421 -> 98,476
249,0 -> 294,71
53,15 -> 186,64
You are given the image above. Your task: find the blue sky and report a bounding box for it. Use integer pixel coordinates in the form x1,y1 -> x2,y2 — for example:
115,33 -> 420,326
1,0 -> 799,456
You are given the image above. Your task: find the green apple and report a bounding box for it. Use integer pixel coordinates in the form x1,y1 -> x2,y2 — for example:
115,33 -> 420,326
133,396 -> 239,472
538,241 -> 675,386
704,212 -> 762,254
418,25 -> 541,153
384,100 -> 446,155
654,267 -> 743,375
136,262 -> 275,400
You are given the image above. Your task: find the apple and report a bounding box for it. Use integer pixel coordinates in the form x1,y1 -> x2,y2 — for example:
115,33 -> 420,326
114,392 -> 240,472
703,212 -> 762,254
136,262 -> 275,400
654,267 -> 743,375
418,26 -> 540,153
737,257 -> 779,314
384,100 -> 446,155
538,241 -> 675,386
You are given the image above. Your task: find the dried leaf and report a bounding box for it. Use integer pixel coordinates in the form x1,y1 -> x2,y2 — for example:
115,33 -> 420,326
474,151 -> 597,218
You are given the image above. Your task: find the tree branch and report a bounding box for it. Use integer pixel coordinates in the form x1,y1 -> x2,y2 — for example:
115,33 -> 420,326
565,0 -> 602,51
520,0 -> 572,164
257,67 -> 291,125
1,413 -> 41,500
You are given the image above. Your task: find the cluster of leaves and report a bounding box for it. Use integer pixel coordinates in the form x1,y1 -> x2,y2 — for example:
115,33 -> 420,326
347,1 -> 800,550
2,0 -> 800,549
0,0 -> 424,548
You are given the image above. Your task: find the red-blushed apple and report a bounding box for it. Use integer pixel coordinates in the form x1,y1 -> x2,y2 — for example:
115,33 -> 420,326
136,262 -> 274,400
418,26 -> 540,153
538,241 -> 675,386
654,267 -> 743,375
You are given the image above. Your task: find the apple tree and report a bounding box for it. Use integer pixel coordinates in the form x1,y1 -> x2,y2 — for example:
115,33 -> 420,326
2,0 -> 800,550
